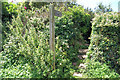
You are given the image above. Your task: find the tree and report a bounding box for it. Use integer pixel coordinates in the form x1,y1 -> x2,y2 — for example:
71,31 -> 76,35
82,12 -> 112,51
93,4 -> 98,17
95,2 -> 113,13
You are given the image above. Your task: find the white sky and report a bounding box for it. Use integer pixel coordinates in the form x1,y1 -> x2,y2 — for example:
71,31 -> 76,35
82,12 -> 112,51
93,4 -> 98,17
77,0 -> 120,12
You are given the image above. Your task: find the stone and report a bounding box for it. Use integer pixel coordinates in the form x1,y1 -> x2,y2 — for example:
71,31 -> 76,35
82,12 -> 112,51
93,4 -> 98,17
73,72 -> 82,77
79,63 -> 86,68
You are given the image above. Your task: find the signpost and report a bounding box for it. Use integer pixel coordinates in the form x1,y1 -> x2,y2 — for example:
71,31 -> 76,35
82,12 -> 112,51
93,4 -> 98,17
49,3 -> 62,70
1,0 -> 70,70
49,3 -> 55,70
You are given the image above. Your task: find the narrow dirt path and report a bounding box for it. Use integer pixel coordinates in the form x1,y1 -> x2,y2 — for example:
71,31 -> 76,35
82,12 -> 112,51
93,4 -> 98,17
73,44 -> 89,77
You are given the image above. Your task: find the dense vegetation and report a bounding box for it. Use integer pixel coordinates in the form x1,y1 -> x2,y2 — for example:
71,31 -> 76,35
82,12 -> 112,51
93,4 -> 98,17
1,2 -> 90,78
0,1 -> 120,78
1,3 -> 75,78
84,12 -> 120,78
55,5 -> 91,62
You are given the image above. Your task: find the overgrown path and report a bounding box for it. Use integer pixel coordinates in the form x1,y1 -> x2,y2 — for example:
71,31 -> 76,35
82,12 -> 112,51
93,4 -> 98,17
73,43 -> 89,77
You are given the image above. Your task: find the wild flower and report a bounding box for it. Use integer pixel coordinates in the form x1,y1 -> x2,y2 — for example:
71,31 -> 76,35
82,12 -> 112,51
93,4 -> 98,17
24,7 -> 27,10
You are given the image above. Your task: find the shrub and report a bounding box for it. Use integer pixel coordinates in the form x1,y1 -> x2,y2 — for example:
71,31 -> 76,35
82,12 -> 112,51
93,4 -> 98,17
2,2 -> 18,46
2,2 -> 18,22
0,6 -> 75,78
84,60 -> 120,78
87,12 -> 120,74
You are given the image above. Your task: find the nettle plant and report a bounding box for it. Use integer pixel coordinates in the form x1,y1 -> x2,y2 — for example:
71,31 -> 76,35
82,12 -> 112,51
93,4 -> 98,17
0,6 -> 74,78
86,12 -> 120,74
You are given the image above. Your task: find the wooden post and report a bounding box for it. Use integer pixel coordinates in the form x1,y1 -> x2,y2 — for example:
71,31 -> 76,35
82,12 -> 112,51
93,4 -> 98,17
49,3 -> 55,70
0,1 -> 2,52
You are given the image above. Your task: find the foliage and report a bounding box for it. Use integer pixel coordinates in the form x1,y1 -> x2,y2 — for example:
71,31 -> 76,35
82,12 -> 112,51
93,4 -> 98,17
28,0 -> 77,8
83,60 -> 120,78
84,7 -> 95,42
95,2 -> 113,13
29,2 -> 49,9
86,12 -> 120,74
2,1 -> 119,78
0,6 -> 75,78
2,2 -> 18,47
0,64 -> 32,78
2,2 -> 18,22
55,5 -> 91,62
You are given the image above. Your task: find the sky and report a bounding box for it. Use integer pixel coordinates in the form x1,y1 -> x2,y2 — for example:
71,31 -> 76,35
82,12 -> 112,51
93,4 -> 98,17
77,0 -> 120,12
8,0 -> 120,12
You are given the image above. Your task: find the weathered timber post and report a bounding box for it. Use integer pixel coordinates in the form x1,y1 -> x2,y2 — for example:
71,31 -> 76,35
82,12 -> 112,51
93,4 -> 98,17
49,3 -> 55,70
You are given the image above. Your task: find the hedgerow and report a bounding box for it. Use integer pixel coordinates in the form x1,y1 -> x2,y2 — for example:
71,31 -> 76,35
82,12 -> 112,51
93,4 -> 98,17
2,2 -> 18,22
0,5 -> 75,78
84,60 -> 119,78
2,2 -> 18,46
86,12 -> 120,77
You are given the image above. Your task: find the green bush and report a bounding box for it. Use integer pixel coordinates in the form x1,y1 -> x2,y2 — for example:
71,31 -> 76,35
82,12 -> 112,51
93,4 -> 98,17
87,12 -> 120,74
2,2 -> 18,46
55,5 -> 91,62
0,64 -> 32,78
2,2 -> 18,22
84,60 -> 120,78
0,6 -> 75,78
